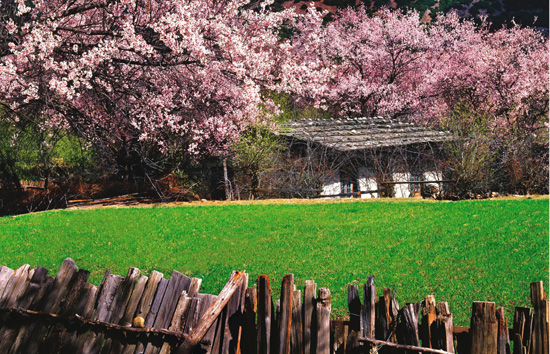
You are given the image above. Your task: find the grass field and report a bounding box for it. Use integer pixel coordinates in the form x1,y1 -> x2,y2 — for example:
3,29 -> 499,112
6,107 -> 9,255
0,198 -> 547,325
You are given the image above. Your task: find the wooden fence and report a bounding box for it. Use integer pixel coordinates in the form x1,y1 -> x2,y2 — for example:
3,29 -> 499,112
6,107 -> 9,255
0,259 -> 547,354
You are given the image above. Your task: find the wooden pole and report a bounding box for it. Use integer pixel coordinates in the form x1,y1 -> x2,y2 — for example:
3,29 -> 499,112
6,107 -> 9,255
361,276 -> 376,341
470,302 -> 498,354
175,271 -> 246,354
316,288 -> 331,354
242,287 -> 257,354
433,302 -> 454,353
303,280 -> 317,354
359,336 -> 454,354
291,289 -> 303,354
347,284 -> 361,351
397,303 -> 421,349
496,307 -> 511,354
257,275 -> 273,354
421,295 -> 437,349
278,274 -> 294,354
529,281 -> 549,354
512,307 -> 532,354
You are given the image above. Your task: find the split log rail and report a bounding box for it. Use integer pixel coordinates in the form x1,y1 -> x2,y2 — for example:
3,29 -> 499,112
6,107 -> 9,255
0,259 -> 547,354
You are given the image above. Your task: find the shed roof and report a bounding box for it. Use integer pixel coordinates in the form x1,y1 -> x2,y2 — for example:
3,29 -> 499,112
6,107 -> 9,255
279,117 -> 450,152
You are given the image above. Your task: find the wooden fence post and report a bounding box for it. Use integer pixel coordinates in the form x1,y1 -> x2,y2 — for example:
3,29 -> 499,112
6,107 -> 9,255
347,284 -> 361,352
529,281 -> 549,354
158,291 -> 192,354
304,280 -> 317,354
432,302 -> 454,353
397,302 -> 421,352
512,307 -> 532,354
376,288 -> 397,342
361,276 -> 376,341
0,265 -> 41,353
22,259 -> 77,353
496,307 -> 510,354
332,320 -> 346,354
242,287 -> 257,354
278,274 -> 294,354
291,289 -> 303,354
122,270 -> 163,354
470,301 -> 498,354
421,295 -> 437,348
316,288 -> 331,354
175,271 -> 246,354
257,275 -> 273,354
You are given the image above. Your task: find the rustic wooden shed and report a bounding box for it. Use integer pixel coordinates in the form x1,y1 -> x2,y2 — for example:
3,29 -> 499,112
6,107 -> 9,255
279,117 -> 451,198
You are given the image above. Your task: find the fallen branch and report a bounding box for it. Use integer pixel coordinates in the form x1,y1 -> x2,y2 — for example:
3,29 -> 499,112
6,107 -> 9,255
359,337 -> 454,354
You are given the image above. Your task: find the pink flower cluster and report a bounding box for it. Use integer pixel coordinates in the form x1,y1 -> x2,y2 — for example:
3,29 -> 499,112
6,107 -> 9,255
0,0 -> 292,156
0,1 -> 547,158
282,7 -> 548,137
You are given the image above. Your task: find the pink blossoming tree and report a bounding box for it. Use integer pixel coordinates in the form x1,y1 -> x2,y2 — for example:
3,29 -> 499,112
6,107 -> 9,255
1,0 -> 548,194
0,0 -> 293,177
282,6 -> 548,193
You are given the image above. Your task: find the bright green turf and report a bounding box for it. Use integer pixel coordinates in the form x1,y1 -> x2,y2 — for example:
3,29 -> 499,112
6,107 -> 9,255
0,198 -> 548,325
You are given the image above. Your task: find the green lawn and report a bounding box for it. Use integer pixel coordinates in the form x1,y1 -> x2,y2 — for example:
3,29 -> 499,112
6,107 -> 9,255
0,198 -> 548,325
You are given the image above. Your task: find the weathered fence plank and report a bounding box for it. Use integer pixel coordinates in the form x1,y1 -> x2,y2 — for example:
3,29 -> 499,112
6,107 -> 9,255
144,271 -> 191,354
242,287 -> 257,354
496,307 -> 511,354
175,270 -> 246,354
158,276 -> 202,354
0,264 -> 30,308
159,291 -> 191,354
40,268 -> 91,354
222,272 -> 248,354
316,287 -> 331,354
257,275 -> 274,354
470,301 -> 498,354
361,276 -> 376,341
397,302 -> 421,354
291,289 -> 303,354
97,267 -> 140,354
432,302 -> 454,353
199,293 -> 219,354
134,276 -> 168,354
82,273 -> 125,354
0,266 -> 15,300
529,281 -> 549,354
120,271 -> 158,354
183,294 -> 205,335
304,280 -> 317,354
0,266 -> 33,349
421,295 -> 437,348
278,274 -> 294,354
332,320 -> 346,354
59,282 -> 98,354
347,284 -> 361,353
1,266 -> 47,353
19,258 -> 77,353
109,274 -> 149,354
512,307 -> 532,354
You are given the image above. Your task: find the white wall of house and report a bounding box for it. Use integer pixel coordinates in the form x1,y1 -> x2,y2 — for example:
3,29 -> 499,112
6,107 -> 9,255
392,172 -> 411,198
322,171 -> 341,197
358,168 -> 378,198
424,170 -> 442,194
321,168 -> 443,199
